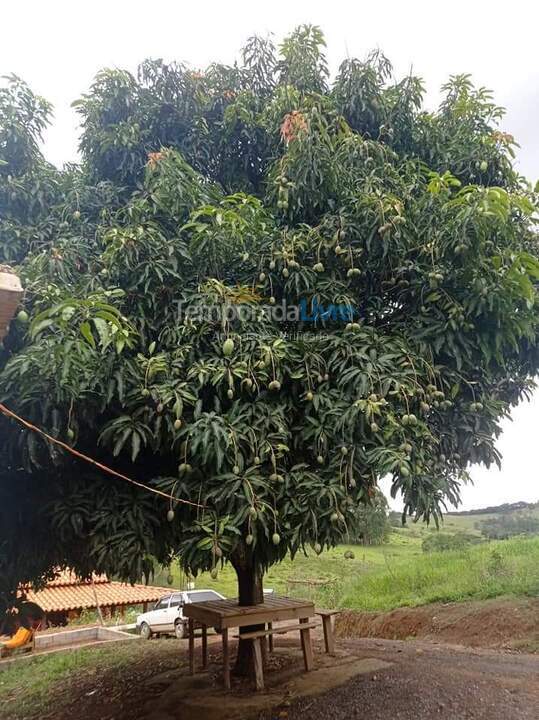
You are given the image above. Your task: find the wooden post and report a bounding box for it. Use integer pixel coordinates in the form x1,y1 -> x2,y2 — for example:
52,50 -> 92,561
299,617 -> 314,671
322,615 -> 335,655
222,628 -> 230,690
188,618 -> 195,675
268,622 -> 274,652
253,638 -> 265,691
91,577 -> 105,626
201,624 -> 208,670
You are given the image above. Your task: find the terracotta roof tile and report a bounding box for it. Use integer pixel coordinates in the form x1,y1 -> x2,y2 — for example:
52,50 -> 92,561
23,579 -> 167,613
46,570 -> 109,587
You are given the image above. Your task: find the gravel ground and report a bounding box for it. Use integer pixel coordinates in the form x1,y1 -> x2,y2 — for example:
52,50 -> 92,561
259,637 -> 539,720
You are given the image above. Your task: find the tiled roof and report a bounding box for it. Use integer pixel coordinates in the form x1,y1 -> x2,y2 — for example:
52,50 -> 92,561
22,576 -> 167,613
45,569 -> 109,587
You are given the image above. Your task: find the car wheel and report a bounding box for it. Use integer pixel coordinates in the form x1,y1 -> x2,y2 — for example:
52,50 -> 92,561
139,622 -> 152,640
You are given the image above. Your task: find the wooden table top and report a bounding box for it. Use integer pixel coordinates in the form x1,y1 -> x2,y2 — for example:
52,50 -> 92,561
183,595 -> 315,630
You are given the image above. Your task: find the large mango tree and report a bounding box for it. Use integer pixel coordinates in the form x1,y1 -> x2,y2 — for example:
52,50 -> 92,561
1,26 -> 538,674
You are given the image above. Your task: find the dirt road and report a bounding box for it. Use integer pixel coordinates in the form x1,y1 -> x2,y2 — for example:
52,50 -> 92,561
258,637 -> 539,720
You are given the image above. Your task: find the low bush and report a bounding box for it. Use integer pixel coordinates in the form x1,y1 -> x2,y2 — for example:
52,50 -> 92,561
421,531 -> 482,553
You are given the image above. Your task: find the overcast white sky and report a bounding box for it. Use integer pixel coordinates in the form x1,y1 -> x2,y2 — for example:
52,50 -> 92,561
1,1 -> 537,510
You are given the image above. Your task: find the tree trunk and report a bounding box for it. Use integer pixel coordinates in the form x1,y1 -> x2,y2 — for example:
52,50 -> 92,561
230,546 -> 264,678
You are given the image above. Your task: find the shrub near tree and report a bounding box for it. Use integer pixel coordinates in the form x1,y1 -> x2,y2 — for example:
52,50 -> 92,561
1,26 -> 538,676
421,532 -> 482,553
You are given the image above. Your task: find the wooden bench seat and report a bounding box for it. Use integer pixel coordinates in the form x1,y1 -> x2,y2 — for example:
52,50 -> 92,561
233,621 -> 318,640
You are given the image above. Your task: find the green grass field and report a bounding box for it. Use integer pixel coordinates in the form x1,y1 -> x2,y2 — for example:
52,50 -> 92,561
155,528 -> 425,606
0,643 -> 139,714
340,535 -> 539,611
0,640 -> 188,720
152,512 -> 539,613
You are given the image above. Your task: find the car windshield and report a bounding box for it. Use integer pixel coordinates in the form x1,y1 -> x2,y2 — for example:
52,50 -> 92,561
187,591 -> 221,603
154,597 -> 169,610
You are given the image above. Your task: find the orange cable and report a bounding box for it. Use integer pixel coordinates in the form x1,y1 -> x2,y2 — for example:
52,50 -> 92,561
0,402 -> 203,508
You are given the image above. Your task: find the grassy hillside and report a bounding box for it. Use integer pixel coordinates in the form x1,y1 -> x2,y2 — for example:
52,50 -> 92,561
443,503 -> 539,534
154,530 -> 425,608
340,535 -> 539,611
152,507 -> 539,613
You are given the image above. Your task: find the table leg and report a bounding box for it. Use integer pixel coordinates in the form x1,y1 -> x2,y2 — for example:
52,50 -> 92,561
299,617 -> 314,671
202,624 -> 208,669
253,638 -> 265,691
268,622 -> 274,653
322,615 -> 335,655
188,618 -> 195,675
222,628 -> 231,690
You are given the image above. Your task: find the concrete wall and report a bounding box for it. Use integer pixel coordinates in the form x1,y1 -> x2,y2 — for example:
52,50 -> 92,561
35,625 -> 137,650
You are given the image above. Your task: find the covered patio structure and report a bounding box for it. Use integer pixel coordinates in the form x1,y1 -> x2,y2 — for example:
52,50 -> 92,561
21,569 -> 168,627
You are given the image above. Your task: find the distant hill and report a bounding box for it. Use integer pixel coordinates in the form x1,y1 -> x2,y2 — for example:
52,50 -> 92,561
447,501 -> 539,517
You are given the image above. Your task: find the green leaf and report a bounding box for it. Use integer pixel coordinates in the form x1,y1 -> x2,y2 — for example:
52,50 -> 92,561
79,321 -> 95,348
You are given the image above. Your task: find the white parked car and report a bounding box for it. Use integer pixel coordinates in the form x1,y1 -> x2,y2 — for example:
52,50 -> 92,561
136,589 -> 226,639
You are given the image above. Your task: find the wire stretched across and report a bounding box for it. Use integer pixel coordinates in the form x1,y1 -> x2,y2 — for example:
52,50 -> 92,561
0,402 -> 203,508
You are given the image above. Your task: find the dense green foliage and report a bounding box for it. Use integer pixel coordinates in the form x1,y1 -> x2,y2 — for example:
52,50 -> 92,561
1,26 -> 538,614
477,513 -> 539,539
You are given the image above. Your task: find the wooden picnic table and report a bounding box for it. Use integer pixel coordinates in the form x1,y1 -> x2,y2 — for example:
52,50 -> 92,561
183,595 -> 316,690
